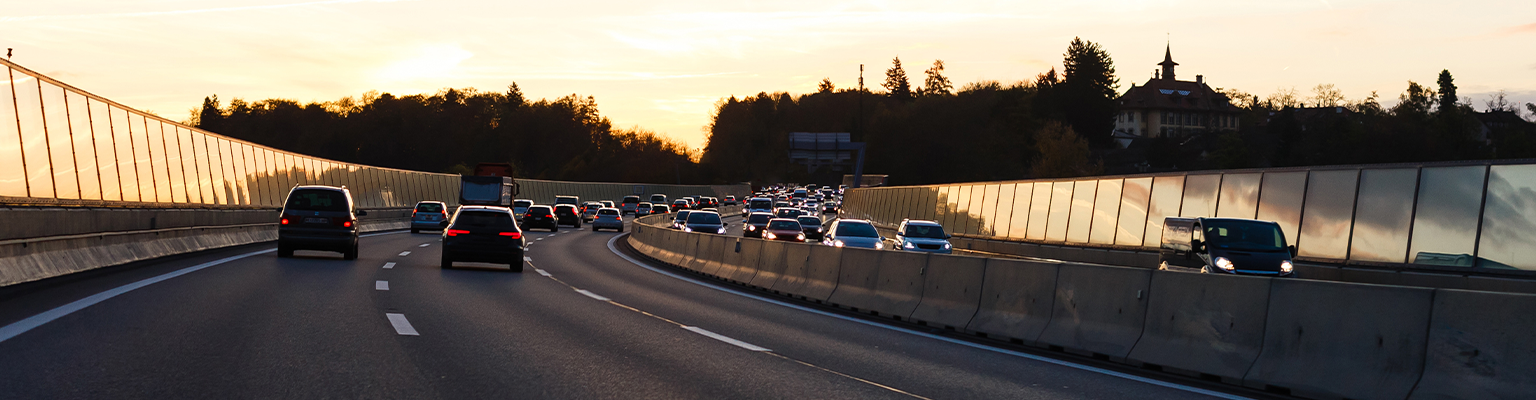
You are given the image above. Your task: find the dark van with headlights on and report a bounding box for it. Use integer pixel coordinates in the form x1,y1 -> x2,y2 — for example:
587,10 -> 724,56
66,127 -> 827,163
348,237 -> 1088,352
1160,217 -> 1296,277
278,185 -> 366,259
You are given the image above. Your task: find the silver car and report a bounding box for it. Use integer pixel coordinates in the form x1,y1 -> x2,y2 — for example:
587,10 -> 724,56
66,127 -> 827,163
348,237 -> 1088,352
823,219 -> 885,250
892,219 -> 953,254
591,207 -> 624,232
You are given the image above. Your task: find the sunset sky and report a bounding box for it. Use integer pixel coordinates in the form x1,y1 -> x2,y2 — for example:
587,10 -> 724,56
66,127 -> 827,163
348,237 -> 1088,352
3,0 -> 1533,150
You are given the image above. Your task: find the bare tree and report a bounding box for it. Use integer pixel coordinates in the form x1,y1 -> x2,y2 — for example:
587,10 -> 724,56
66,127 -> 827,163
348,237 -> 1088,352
1266,87 -> 1302,108
1310,84 -> 1345,107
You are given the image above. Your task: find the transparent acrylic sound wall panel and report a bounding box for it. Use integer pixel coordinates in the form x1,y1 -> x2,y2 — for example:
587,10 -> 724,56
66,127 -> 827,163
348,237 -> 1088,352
111,107 -> 137,201
1007,183 -> 1033,240
160,123 -> 185,203
1027,182 -> 1052,241
1348,168 -> 1419,263
128,113 -> 156,202
1181,174 -> 1220,218
16,78 -> 53,198
1256,172 -> 1306,247
67,92 -> 100,200
178,128 -> 202,204
41,82 -> 78,199
1216,173 -> 1261,219
1477,164 -> 1536,270
1298,169 -> 1358,259
1090,179 -> 1122,245
1142,176 -> 1185,247
1407,166 -> 1486,267
1066,180 -> 1096,244
145,117 -> 172,203
992,184 -> 1015,238
0,69 -> 28,197
91,100 -> 120,201
955,185 -> 974,235
1117,177 -> 1152,247
1046,181 -> 1073,242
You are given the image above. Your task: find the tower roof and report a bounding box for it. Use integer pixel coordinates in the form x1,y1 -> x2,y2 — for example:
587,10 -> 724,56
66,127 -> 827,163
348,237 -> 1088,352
1158,44 -> 1178,67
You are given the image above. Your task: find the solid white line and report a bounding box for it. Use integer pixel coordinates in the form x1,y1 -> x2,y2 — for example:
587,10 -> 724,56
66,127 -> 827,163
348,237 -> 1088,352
603,235 -> 1249,400
0,249 -> 274,344
383,262 -> 396,269
576,289 -> 610,301
536,269 -> 552,277
398,251 -> 411,256
386,313 -> 419,336
361,231 -> 408,238
523,257 -> 532,261
418,243 -> 430,247
683,326 -> 771,352
376,280 -> 389,290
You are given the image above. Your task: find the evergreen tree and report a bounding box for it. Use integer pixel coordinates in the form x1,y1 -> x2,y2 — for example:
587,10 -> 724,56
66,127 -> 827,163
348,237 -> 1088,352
922,60 -> 953,97
817,78 -> 834,94
1059,37 -> 1119,148
196,95 -> 224,133
883,57 -> 912,101
1436,69 -> 1458,115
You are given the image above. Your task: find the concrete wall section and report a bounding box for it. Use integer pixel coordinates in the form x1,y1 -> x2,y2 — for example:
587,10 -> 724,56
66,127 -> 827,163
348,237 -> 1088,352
1243,279 -> 1433,400
1127,272 -> 1271,383
966,258 -> 1060,345
1410,289 -> 1536,400
1036,263 -> 1152,360
772,244 -> 838,302
908,254 -> 986,330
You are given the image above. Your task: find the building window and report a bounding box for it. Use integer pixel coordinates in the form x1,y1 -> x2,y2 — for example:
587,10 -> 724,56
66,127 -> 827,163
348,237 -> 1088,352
1130,112 -> 1136,122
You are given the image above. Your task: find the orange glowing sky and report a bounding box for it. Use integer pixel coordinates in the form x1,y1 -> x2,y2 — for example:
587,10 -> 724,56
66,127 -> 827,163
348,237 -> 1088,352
3,0 -> 1533,150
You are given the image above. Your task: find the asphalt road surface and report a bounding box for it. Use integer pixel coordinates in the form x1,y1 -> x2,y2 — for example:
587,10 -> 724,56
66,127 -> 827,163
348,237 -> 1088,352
0,219 -> 1256,399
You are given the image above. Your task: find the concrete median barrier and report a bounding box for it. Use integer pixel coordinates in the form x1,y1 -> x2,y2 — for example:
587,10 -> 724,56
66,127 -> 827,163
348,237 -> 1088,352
747,239 -> 787,289
720,238 -> 762,284
0,225 -> 278,287
827,249 -> 927,318
1036,263 -> 1152,360
681,233 -> 709,273
966,258 -> 1060,345
1243,279 -> 1433,400
1409,289 -> 1536,399
772,243 -> 837,302
660,229 -> 689,267
694,234 -> 727,276
1127,271 -> 1271,384
908,254 -> 986,330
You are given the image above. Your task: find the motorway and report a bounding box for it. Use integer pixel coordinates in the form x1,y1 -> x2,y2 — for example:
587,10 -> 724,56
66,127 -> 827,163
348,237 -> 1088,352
0,218 -> 1252,399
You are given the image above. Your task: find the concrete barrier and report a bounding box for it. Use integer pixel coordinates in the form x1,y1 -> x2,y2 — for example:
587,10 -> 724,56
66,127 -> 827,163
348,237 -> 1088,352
772,243 -> 838,302
1409,289 -> 1536,399
681,232 -> 709,272
1243,279 -> 1433,400
966,258 -> 1060,345
827,249 -> 927,318
1036,263 -> 1152,360
1126,271 -> 1272,384
908,254 -> 987,330
694,234 -> 727,276
720,238 -> 762,284
747,239 -> 787,289
660,229 -> 689,267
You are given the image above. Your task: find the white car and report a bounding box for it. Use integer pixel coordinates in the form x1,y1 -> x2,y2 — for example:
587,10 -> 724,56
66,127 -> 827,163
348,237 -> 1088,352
592,208 -> 624,232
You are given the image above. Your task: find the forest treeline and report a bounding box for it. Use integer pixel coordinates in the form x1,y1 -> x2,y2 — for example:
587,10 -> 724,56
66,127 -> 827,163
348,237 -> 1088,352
192,85 -> 701,183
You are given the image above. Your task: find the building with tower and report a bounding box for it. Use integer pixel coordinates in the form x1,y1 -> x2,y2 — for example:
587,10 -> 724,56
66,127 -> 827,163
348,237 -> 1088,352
1112,45 -> 1241,146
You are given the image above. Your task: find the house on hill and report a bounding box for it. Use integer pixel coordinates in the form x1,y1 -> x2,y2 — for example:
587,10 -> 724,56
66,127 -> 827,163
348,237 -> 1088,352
1112,45 -> 1242,148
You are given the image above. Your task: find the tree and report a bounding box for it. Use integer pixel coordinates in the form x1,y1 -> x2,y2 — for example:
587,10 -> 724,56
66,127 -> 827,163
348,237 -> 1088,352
883,57 -> 912,101
922,60 -> 953,97
1030,121 -> 1101,178
1266,87 -> 1302,108
1484,90 -> 1515,112
195,95 -> 224,133
1310,84 -> 1345,107
817,78 -> 834,94
1058,37 -> 1119,148
1436,69 -> 1458,115
1394,81 -> 1435,119
1528,103 -> 1536,122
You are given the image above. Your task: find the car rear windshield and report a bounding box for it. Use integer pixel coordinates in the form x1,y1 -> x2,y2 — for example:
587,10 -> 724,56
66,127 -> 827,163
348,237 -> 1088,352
455,211 -> 516,229
797,216 -> 821,226
688,213 -> 722,224
675,211 -> 692,219
286,189 -> 348,212
748,214 -> 773,224
555,205 -> 577,213
599,209 -> 620,215
513,200 -> 533,207
836,222 -> 879,237
1204,220 -> 1287,251
623,196 -> 640,203
415,203 -> 444,213
903,224 -> 947,238
749,200 -> 773,208
528,206 -> 552,214
769,220 -> 802,230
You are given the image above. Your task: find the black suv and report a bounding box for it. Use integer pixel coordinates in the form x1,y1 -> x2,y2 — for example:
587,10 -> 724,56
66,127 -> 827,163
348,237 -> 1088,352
278,185 -> 366,259
523,205 -> 558,232
441,206 -> 525,272
553,204 -> 582,227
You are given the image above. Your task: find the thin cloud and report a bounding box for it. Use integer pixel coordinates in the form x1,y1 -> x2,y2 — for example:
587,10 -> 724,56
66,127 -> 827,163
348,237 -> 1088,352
0,0 -> 410,22
1499,22 -> 1536,35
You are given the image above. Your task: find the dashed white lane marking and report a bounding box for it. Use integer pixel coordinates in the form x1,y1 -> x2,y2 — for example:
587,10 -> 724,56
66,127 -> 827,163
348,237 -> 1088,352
398,251 -> 411,256
383,262 -> 396,269
386,313 -> 419,336
603,234 -> 1249,400
418,243 -> 430,247
575,289 -> 610,301
683,326 -> 772,351
376,281 -> 389,290
523,257 -> 532,261
536,238 -> 544,241
536,269 -> 552,277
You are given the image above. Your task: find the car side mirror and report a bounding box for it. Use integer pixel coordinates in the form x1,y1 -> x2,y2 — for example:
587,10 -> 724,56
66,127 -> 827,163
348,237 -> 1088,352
1191,239 -> 1204,252
945,234 -> 952,239
356,209 -> 368,216
1288,245 -> 1298,257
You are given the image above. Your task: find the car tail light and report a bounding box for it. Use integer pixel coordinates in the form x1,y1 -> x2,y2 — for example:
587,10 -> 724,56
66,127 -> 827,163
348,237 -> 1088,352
499,232 -> 522,239
342,220 -> 353,228
616,216 -> 622,221
545,214 -> 554,218
280,218 -> 290,225
446,229 -> 470,237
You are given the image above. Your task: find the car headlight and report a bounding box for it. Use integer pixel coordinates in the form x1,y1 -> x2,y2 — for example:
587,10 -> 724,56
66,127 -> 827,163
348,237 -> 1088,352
1281,260 -> 1294,273
765,232 -> 777,240
683,227 -> 693,232
796,233 -> 805,240
718,227 -> 727,234
1214,257 -> 1235,271
904,242 -> 915,249
833,240 -> 845,247
746,225 -> 755,231
943,243 -> 952,250
875,242 -> 884,250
